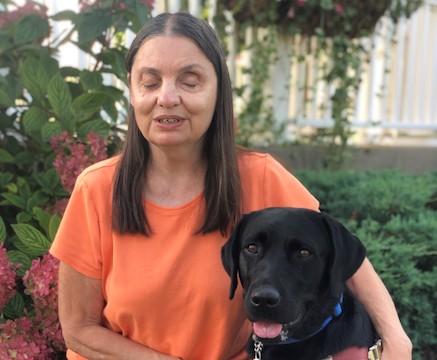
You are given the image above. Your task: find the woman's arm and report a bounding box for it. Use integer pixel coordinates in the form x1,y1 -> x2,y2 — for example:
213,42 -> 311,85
346,258 -> 412,360
58,262 -> 180,360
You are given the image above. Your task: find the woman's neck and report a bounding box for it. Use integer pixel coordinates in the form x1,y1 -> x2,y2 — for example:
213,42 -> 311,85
144,148 -> 206,207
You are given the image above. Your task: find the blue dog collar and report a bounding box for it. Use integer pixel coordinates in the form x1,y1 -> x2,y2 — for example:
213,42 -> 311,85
280,294 -> 343,344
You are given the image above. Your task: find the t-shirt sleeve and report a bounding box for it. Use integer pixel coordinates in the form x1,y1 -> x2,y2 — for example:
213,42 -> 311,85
262,154 -> 320,211
50,174 -> 103,279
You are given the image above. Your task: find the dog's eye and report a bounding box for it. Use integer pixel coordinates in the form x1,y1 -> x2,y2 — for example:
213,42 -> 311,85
298,249 -> 311,258
246,244 -> 259,254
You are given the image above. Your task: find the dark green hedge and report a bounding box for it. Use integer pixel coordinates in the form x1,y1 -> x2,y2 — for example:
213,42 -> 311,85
295,169 -> 437,360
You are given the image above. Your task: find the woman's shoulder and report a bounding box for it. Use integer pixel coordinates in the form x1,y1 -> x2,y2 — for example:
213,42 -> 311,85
237,149 -> 284,173
237,149 -> 319,211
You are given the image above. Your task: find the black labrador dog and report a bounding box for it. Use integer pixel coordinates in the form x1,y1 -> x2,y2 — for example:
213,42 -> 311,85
221,208 -> 377,360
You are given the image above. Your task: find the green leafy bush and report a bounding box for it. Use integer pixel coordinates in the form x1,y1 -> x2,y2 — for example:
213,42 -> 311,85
296,169 -> 437,359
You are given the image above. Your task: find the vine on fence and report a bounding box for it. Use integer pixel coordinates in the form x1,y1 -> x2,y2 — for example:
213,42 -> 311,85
218,0 -> 423,168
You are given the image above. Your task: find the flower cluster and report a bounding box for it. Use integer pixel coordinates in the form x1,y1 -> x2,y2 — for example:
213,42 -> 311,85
0,243 -> 16,312
0,317 -> 51,359
50,131 -> 107,193
23,254 -> 65,353
0,254 -> 65,359
0,2 -> 47,28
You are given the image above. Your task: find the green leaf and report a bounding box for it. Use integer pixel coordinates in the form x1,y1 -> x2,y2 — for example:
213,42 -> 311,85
11,224 -> 51,258
4,249 -> 32,269
0,172 -> 14,186
32,174 -> 52,193
41,121 -> 64,142
102,101 -> 118,122
6,249 -> 32,278
102,85 -> 125,100
2,292 -> 26,319
101,48 -> 127,81
48,214 -> 61,243
17,177 -> 31,198
47,75 -> 76,132
0,216 -> 6,242
61,66 -> 81,78
5,71 -> 24,102
0,88 -> 15,107
72,92 -> 105,122
33,168 -> 61,192
0,148 -> 14,163
77,12 -> 111,45
16,211 -> 33,223
77,119 -> 111,137
122,0 -> 152,32
101,86 -> 126,121
33,207 -> 51,235
5,183 -> 17,194
51,10 -> 77,22
41,57 -> 60,79
80,70 -> 103,91
1,193 -> 26,209
0,32 -> 12,53
0,109 -> 14,129
19,57 -> 51,101
14,151 -> 36,166
26,194 -> 43,213
13,14 -> 49,46
47,74 -> 73,119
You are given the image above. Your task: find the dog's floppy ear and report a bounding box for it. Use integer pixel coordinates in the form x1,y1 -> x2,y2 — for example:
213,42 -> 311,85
322,212 -> 366,298
221,215 -> 249,299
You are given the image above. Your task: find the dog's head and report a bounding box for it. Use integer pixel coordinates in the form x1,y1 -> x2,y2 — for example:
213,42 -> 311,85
221,207 -> 366,341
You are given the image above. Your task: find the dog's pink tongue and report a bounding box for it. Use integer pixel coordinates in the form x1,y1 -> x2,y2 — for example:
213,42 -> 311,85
253,321 -> 283,339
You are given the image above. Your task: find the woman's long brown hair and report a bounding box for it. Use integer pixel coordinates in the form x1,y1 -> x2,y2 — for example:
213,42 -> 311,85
112,12 -> 242,236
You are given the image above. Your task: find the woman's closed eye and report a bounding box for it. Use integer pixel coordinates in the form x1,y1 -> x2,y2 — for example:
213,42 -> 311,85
180,73 -> 199,89
183,82 -> 197,89
144,82 -> 159,89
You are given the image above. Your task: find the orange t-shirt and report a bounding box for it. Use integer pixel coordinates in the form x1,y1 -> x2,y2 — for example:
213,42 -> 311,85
50,151 -> 319,360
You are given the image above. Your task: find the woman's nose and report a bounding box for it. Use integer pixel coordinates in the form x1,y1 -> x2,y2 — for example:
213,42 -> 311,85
157,82 -> 181,108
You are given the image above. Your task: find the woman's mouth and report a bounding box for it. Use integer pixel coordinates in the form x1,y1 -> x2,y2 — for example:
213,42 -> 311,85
158,118 -> 180,124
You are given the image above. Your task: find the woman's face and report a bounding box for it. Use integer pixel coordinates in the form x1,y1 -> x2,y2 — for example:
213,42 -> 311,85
129,35 -> 218,152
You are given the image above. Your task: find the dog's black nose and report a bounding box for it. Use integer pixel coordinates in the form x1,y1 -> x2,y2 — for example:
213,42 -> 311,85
250,287 -> 281,308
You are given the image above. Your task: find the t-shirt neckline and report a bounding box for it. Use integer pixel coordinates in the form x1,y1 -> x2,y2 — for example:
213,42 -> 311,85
144,191 -> 204,213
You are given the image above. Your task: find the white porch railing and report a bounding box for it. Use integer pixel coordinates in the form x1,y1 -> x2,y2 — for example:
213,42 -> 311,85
261,0 -> 437,133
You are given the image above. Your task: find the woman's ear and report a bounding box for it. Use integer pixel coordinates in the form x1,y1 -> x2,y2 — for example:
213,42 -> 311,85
126,73 -> 133,105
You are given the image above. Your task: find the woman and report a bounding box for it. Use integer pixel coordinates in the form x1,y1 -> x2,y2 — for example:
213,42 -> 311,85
50,12 -> 412,360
